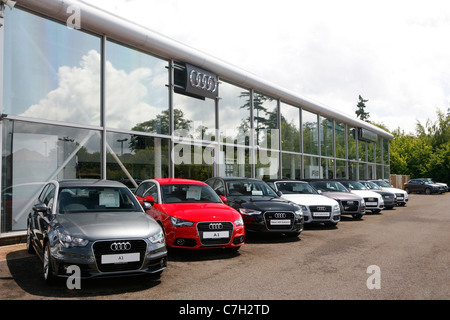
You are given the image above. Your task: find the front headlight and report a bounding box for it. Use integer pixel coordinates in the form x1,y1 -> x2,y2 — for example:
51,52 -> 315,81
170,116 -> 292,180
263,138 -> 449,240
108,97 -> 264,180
234,216 -> 244,226
332,204 -> 340,213
239,208 -> 262,215
57,230 -> 89,248
294,209 -> 303,218
170,216 -> 194,227
149,231 -> 165,244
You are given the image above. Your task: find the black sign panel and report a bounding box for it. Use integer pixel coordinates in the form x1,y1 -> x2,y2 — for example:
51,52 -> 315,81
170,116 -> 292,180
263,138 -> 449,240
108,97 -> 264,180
174,63 -> 218,100
358,128 -> 378,142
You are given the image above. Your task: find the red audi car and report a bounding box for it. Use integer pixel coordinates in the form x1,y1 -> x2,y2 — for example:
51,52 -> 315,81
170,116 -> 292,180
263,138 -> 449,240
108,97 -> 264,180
134,179 -> 245,250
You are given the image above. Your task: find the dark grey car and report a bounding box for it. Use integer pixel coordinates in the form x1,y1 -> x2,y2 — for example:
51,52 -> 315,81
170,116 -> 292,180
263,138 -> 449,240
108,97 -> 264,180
26,179 -> 167,284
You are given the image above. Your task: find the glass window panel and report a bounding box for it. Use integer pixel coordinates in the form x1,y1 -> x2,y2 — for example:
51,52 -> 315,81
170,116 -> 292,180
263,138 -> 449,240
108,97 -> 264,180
368,142 -> 375,163
1,120 -> 101,232
280,103 -> 300,152
359,163 -> 368,180
302,110 -> 318,155
320,117 -> 334,157
376,137 -> 382,164
219,145 -> 251,177
219,82 -> 250,146
321,158 -> 334,179
106,133 -> 170,185
253,93 -> 278,148
3,9 -> 101,125
383,138 -> 390,164
105,41 -> 169,134
304,156 -> 320,179
336,160 -> 347,179
359,141 -> 367,162
174,92 -> 216,140
281,153 -> 301,180
173,144 -> 214,181
348,127 -> 357,160
335,122 -> 346,159
349,161 -> 357,180
256,149 -> 279,180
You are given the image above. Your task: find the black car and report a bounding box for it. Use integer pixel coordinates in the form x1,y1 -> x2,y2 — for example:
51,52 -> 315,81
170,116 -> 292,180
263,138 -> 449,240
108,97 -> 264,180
359,180 -> 396,209
27,179 -> 167,284
403,178 -> 445,195
205,177 -> 304,237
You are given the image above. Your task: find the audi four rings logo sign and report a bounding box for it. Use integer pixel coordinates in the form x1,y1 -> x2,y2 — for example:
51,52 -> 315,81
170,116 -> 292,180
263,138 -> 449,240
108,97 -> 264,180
110,242 -> 131,251
209,223 -> 224,230
274,213 -> 287,219
316,207 -> 326,211
185,63 -> 218,99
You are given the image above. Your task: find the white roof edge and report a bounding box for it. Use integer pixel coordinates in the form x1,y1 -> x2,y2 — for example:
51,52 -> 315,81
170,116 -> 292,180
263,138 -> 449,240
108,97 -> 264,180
15,0 -> 393,139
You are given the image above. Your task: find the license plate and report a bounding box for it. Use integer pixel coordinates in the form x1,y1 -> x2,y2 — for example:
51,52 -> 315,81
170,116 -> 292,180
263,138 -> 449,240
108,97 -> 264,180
397,197 -> 404,200
270,219 -> 291,225
313,212 -> 330,217
203,231 -> 229,239
101,252 -> 140,264
366,202 -> 377,206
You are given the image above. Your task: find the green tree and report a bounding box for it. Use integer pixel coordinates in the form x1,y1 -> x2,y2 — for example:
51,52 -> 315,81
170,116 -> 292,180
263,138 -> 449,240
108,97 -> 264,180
355,95 -> 370,121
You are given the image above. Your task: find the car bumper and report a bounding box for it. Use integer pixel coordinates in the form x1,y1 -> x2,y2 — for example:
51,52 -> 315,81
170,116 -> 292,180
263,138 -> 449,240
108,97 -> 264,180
49,239 -> 167,279
165,223 -> 245,249
242,213 -> 304,234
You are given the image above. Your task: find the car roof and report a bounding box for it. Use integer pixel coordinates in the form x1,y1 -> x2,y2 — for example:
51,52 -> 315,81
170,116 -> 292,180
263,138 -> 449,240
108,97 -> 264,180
151,178 -> 206,185
57,179 -> 126,188
212,177 -> 262,182
265,179 -> 308,183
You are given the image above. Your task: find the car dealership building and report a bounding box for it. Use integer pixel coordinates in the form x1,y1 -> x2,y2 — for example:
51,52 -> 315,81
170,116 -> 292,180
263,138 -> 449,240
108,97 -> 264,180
0,0 -> 393,238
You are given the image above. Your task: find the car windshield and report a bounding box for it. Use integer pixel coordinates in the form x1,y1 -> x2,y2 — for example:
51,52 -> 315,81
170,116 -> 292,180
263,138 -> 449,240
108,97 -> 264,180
310,181 -> 349,193
372,180 -> 391,188
361,181 -> 382,190
340,181 -> 367,191
226,180 -> 278,197
275,182 -> 318,195
161,184 -> 221,204
58,186 -> 142,213
424,179 -> 435,183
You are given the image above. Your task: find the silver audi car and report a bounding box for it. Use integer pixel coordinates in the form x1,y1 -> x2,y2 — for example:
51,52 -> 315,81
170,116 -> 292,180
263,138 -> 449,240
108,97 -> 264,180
26,179 -> 167,284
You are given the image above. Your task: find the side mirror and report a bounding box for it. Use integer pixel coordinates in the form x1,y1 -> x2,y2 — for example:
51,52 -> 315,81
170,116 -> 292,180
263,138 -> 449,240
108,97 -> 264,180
276,191 -> 283,197
143,196 -> 155,205
317,190 -> 322,194
33,203 -> 49,214
220,195 -> 227,203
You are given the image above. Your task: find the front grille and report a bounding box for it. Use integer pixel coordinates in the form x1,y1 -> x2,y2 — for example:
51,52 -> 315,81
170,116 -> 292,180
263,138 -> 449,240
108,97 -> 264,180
264,211 -> 295,230
341,200 -> 360,212
364,198 -> 378,207
197,221 -> 234,245
93,240 -> 147,273
309,205 -> 332,220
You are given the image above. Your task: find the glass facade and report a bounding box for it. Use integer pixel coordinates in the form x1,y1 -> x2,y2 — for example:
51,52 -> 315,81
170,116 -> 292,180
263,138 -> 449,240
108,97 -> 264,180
0,7 -> 391,234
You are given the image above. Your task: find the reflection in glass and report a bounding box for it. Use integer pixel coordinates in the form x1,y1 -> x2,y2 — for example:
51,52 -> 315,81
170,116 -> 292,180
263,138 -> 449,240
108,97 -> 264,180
105,41 -> 169,133
321,158 -> 334,179
256,149 -> 279,180
348,127 -> 357,160
280,103 -> 300,152
302,110 -> 318,155
304,156 -> 320,179
335,122 -> 346,159
336,160 -> 347,178
281,153 -> 301,180
1,120 -> 101,232
219,145 -> 251,177
320,117 -> 334,157
173,144 -> 214,181
253,93 -> 278,148
219,82 -> 250,145
174,92 -> 216,140
106,132 -> 170,187
3,9 -> 101,125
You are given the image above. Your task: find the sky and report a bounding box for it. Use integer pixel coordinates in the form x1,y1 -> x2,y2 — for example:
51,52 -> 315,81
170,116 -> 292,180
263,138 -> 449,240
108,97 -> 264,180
87,0 -> 450,135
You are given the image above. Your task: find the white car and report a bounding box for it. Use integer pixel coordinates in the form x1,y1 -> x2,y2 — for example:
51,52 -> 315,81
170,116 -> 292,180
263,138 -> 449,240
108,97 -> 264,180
266,180 -> 341,227
339,181 -> 385,213
369,180 -> 409,206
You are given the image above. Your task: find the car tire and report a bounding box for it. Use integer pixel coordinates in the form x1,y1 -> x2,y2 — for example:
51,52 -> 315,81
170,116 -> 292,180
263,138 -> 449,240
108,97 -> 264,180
26,224 -> 35,254
352,213 -> 363,219
43,243 -> 56,284
405,188 -> 410,194
425,188 -> 432,195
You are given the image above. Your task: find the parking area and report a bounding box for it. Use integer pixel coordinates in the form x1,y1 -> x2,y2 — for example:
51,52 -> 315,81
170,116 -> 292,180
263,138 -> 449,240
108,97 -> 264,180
0,193 -> 449,301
